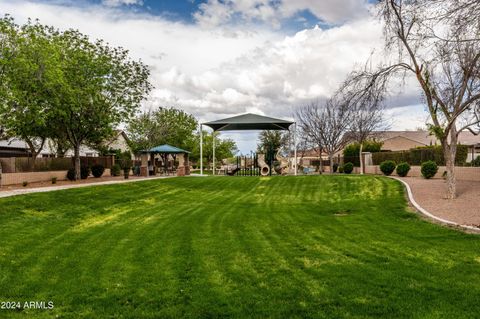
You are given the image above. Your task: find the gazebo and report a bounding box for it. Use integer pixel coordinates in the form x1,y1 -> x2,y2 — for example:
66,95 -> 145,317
200,113 -> 297,175
140,144 -> 190,176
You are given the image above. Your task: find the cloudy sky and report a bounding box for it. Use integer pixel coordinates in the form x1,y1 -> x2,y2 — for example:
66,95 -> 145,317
0,0 -> 429,153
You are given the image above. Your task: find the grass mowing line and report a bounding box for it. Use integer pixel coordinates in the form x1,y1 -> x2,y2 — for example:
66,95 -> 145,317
0,175 -> 479,318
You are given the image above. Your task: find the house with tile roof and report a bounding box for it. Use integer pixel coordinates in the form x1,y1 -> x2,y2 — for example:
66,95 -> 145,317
371,131 -> 480,162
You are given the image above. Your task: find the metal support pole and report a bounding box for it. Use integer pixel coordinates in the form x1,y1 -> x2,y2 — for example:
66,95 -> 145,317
294,122 -> 298,176
212,130 -> 216,176
200,124 -> 203,175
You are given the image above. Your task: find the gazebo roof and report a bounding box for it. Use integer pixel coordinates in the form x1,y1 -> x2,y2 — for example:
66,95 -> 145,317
146,144 -> 190,154
203,113 -> 294,131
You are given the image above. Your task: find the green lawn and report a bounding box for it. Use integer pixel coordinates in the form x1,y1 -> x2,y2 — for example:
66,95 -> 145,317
0,176 -> 479,318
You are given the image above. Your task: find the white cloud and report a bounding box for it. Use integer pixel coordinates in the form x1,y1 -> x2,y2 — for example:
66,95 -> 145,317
157,19 -> 390,119
194,0 -> 370,28
102,0 -> 143,7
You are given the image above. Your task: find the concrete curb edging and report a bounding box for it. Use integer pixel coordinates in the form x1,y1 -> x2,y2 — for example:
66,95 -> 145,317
388,176 -> 480,232
0,175 -> 175,199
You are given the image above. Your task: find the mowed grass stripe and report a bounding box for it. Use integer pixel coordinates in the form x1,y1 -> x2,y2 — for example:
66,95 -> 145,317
0,175 -> 479,318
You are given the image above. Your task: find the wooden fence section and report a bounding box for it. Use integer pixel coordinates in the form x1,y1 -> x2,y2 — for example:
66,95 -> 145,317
0,156 -> 114,173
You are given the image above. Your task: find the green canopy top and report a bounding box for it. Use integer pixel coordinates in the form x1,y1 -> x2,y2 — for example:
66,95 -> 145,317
145,144 -> 190,154
203,113 -> 294,132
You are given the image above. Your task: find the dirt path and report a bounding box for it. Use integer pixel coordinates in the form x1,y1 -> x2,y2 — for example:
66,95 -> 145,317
398,177 -> 480,228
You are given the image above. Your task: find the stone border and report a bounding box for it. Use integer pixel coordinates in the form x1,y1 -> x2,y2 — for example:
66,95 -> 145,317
0,175 -> 175,199
388,176 -> 480,232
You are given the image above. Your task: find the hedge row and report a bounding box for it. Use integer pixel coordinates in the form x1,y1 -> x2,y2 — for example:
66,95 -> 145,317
372,145 -> 468,166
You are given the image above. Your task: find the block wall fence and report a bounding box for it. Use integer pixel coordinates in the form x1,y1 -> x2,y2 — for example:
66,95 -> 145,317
0,169 -> 111,186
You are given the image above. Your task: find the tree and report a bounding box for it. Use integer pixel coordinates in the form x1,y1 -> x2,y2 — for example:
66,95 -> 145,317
295,101 -> 326,172
48,133 -> 71,158
337,70 -> 389,174
0,17 -> 59,169
127,107 -> 198,154
296,97 -> 353,173
193,131 -> 237,168
368,0 -> 480,198
51,28 -> 152,179
256,130 -> 288,154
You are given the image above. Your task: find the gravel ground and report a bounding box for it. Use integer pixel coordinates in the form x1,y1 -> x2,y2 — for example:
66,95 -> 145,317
398,177 -> 480,227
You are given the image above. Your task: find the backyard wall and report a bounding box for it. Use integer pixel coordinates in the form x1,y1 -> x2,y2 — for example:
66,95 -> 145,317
0,169 -> 111,186
363,165 -> 480,182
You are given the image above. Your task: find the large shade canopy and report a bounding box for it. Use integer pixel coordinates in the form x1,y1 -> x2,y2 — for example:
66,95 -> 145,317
203,113 -> 293,131
146,144 -> 190,154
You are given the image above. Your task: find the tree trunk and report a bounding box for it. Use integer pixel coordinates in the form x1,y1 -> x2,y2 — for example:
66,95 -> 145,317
25,138 -> 45,171
442,127 -> 458,199
318,146 -> 323,174
359,142 -> 364,175
29,152 -> 37,172
329,153 -> 334,173
74,145 -> 81,181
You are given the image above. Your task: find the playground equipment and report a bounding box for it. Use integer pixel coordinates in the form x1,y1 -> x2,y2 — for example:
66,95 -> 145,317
223,154 -> 261,176
273,150 -> 289,175
221,140 -> 296,177
257,154 -> 270,176
200,113 -> 297,176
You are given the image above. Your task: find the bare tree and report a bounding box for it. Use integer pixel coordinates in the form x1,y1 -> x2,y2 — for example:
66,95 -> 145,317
295,101 -> 325,173
338,70 -> 389,174
367,0 -> 480,198
296,97 -> 354,173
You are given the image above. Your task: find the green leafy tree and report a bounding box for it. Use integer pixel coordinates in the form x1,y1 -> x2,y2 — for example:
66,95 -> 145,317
127,107 -> 198,154
256,130 -> 288,154
0,17 -> 60,168
50,29 -> 152,179
191,131 -> 237,168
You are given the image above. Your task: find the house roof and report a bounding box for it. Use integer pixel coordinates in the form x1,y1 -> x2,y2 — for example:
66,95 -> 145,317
0,139 -> 29,149
373,131 -> 480,146
103,130 -> 130,147
203,113 -> 293,131
146,144 -> 190,154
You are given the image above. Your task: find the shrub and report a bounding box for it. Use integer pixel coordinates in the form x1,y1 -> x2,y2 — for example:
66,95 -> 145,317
472,156 -> 480,167
80,166 -> 90,179
343,162 -> 354,174
333,163 -> 339,173
67,168 -> 76,181
91,164 -> 105,178
379,160 -> 396,176
421,161 -> 438,179
338,165 -> 344,173
396,162 -> 411,177
111,164 -> 121,176
51,177 -> 57,184
67,167 -> 90,180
